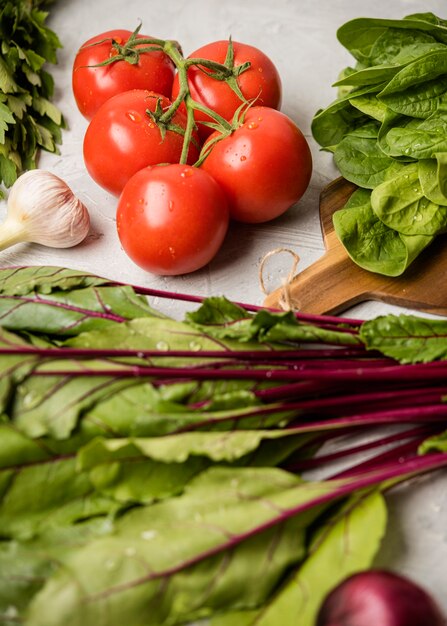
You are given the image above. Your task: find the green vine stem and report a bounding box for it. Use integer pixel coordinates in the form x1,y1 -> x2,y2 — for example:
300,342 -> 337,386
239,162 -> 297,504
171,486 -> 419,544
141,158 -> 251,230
87,27 -> 251,164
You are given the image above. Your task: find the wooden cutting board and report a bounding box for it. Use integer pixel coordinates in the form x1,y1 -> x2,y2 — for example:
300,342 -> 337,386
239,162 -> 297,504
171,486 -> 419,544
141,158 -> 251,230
263,177 -> 447,316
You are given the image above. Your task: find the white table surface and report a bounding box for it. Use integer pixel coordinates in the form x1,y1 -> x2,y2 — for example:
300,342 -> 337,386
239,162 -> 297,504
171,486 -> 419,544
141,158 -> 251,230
3,0 -> 447,615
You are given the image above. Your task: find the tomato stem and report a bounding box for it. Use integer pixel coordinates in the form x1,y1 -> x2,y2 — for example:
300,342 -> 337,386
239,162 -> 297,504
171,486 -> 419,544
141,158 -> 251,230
108,28 -> 252,166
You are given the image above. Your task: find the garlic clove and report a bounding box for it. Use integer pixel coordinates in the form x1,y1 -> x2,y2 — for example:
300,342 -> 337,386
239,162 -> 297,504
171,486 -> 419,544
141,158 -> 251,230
1,169 -> 91,250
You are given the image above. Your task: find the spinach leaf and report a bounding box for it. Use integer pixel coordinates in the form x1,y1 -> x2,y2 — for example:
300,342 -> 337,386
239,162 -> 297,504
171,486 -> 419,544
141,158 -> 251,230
369,30 -> 443,65
378,50 -> 447,118
333,130 -> 405,189
376,109 -> 415,160
333,64 -> 402,89
419,158 -> 447,205
333,188 -> 432,276
311,83 -> 384,149
370,163 -> 447,236
349,94 -> 388,122
337,15 -> 447,64
435,151 -> 447,197
385,113 -> 447,159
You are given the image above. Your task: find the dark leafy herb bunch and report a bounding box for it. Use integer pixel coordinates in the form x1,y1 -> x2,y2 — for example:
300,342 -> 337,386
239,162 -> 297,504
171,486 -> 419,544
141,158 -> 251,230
312,12 -> 447,277
0,0 -> 63,196
2,265 -> 447,625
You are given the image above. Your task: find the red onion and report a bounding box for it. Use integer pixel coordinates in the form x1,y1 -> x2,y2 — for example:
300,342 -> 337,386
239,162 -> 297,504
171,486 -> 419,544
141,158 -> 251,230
316,570 -> 445,626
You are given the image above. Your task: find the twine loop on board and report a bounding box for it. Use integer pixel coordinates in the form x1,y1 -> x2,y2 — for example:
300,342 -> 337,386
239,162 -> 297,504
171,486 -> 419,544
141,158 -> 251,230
258,247 -> 300,311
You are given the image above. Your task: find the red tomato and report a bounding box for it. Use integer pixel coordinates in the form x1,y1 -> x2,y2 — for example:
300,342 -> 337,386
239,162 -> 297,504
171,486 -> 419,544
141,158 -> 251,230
83,90 -> 200,196
117,164 -> 229,275
171,40 -> 282,137
200,106 -> 312,223
72,29 -> 175,120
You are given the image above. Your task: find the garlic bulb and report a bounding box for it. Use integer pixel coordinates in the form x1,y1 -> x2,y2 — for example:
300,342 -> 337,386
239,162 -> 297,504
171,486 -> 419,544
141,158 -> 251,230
0,169 -> 90,251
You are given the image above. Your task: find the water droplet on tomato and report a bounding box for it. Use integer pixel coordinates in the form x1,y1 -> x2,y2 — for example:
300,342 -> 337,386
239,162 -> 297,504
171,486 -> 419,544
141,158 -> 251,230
240,155 -> 247,161
169,200 -> 174,211
257,117 -> 263,122
138,198 -> 144,204
180,168 -> 194,178
126,110 -> 142,123
246,122 -> 258,130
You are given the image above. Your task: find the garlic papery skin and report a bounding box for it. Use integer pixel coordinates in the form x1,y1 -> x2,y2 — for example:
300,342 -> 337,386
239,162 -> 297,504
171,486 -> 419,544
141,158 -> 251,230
0,169 -> 91,251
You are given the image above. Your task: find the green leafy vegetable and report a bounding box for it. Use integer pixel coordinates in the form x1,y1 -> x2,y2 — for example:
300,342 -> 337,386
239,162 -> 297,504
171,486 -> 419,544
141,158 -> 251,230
211,492 -> 387,626
313,11 -> 447,276
0,1 -> 64,194
370,163 -> 447,236
360,314 -> 447,363
333,188 -> 433,276
2,265 -> 447,624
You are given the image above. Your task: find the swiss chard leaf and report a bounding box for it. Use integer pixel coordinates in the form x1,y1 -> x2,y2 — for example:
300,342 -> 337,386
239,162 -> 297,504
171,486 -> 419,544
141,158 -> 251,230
210,491 -> 387,626
360,314 -> 447,363
0,285 -> 162,338
0,454 -> 120,540
76,430 -> 312,504
187,298 -> 361,346
0,266 -> 110,295
25,466 -> 341,626
11,369 -> 144,439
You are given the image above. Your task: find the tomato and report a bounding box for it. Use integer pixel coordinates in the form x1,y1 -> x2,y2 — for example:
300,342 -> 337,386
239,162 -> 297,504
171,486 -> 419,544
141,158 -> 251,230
116,164 -> 229,275
200,106 -> 312,223
72,29 -> 175,120
171,40 -> 282,137
83,90 -> 200,196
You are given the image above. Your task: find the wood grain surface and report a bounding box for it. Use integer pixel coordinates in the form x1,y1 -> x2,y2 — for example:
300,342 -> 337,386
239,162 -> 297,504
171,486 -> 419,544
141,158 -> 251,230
264,177 -> 447,316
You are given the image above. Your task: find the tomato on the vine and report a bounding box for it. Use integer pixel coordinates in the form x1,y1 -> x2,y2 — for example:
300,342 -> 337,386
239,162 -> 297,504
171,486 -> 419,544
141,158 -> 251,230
83,90 -> 200,196
117,164 -> 229,275
200,106 -> 312,223
72,29 -> 175,120
171,40 -> 282,137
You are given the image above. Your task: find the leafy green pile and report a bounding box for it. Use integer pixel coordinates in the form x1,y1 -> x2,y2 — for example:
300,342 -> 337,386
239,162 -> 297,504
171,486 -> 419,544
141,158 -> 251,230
0,0 -> 63,196
2,265 -> 447,625
312,12 -> 447,276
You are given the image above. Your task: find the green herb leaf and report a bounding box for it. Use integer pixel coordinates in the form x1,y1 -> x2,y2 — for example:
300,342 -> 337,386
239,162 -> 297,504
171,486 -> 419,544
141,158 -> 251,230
0,1 -> 63,190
